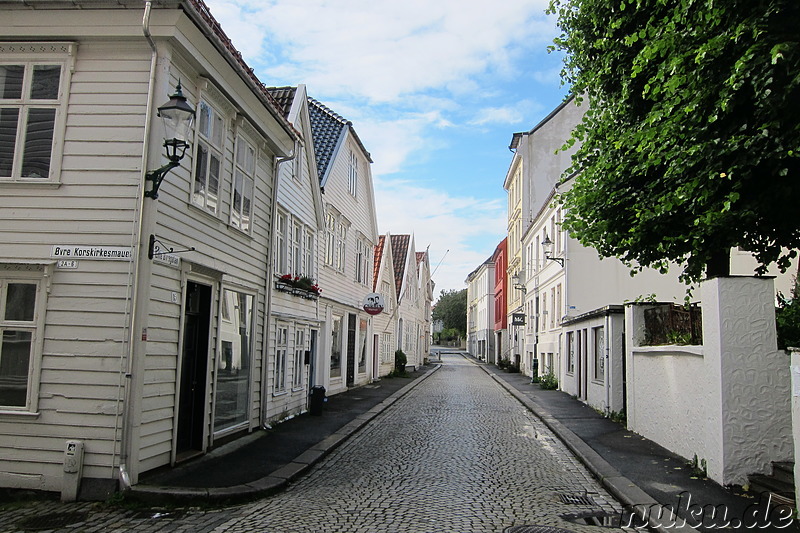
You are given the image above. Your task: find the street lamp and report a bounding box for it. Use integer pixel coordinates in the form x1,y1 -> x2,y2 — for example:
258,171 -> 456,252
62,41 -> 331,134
541,235 -> 564,266
144,82 -> 196,199
511,272 -> 526,293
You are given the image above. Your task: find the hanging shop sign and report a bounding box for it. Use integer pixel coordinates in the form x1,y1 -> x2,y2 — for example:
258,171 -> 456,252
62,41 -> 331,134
363,293 -> 385,315
512,313 -> 526,326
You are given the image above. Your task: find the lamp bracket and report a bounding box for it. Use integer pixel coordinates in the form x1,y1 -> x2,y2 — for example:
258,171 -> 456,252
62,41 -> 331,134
144,160 -> 179,199
148,234 -> 196,260
546,255 -> 565,267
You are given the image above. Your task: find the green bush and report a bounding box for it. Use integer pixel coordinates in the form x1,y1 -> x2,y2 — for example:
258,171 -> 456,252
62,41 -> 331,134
394,350 -> 408,374
539,371 -> 558,390
777,275 -> 800,350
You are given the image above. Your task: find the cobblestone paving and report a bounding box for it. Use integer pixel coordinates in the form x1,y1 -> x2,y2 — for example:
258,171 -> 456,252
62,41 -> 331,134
0,353 -> 625,532
213,354 -> 623,533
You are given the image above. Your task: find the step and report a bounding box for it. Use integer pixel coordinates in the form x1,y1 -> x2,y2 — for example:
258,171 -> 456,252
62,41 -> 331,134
748,473 -> 796,504
772,461 -> 795,485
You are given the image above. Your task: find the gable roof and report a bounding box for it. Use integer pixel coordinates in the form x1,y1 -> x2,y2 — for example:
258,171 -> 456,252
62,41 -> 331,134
373,235 -> 386,291
307,96 -> 374,186
390,234 -> 411,298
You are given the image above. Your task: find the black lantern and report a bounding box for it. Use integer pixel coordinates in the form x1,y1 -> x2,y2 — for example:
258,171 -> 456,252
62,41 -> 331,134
542,235 -> 564,266
145,82 -> 196,199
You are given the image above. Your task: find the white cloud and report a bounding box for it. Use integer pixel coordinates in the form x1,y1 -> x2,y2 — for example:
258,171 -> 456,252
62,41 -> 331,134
204,0 -> 554,103
373,179 -> 507,293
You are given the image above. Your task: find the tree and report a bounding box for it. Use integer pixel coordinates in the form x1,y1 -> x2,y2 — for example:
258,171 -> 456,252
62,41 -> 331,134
432,289 -> 467,336
548,0 -> 800,282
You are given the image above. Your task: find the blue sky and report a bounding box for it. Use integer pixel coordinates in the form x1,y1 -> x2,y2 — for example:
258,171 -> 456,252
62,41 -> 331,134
202,0 -> 571,297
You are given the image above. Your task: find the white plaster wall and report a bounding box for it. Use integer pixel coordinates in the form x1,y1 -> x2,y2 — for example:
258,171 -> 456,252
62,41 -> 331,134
626,279 -> 793,486
627,345 -> 712,471
708,277 -> 793,485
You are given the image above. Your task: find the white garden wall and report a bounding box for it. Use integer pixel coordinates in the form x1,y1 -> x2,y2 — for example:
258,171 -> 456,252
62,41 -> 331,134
626,277 -> 793,486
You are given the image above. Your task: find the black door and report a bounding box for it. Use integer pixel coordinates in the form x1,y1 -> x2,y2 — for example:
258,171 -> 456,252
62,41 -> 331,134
177,281 -> 211,457
346,314 -> 356,387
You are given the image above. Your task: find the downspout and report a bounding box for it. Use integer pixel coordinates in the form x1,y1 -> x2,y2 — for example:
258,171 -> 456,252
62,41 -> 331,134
605,312 -> 611,416
116,0 -> 159,490
261,143 -> 296,428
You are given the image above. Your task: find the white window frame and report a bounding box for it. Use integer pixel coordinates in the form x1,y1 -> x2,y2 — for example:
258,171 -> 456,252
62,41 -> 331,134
348,149 -> 358,197
231,134 -> 256,233
336,220 -> 347,273
293,326 -> 306,390
0,43 -> 75,184
275,210 -> 288,274
324,212 -> 336,267
304,228 -> 315,280
274,324 -> 288,394
292,220 -> 303,276
191,99 -> 225,214
0,263 -> 50,414
355,238 -> 371,285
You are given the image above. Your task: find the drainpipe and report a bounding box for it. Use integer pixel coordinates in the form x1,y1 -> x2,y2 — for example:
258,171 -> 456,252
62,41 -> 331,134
116,1 -> 160,490
261,143 -> 296,428
605,312 -> 611,416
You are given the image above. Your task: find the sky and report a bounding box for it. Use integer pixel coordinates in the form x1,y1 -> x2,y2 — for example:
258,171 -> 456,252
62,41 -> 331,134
202,0 -> 571,299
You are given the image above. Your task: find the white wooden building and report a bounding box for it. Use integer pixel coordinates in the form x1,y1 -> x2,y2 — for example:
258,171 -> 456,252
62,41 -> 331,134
372,234 -> 400,377
307,96 -> 380,396
0,0 -> 296,497
265,85 -> 325,424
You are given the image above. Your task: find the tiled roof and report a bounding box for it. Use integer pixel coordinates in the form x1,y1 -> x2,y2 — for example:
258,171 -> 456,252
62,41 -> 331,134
307,96 -> 348,183
266,86 -> 297,119
390,234 -> 411,298
416,251 -> 426,266
373,235 -> 385,291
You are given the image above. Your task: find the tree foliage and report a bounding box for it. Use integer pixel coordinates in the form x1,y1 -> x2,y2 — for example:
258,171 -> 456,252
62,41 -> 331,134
548,0 -> 800,282
432,289 -> 467,335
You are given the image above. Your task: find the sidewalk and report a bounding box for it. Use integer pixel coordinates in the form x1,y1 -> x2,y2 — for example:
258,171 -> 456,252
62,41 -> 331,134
129,364 -> 438,505
471,353 -> 799,533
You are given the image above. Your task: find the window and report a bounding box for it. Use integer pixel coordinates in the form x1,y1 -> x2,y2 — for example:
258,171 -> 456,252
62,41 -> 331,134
192,100 -> 224,213
355,239 -> 371,285
556,284 -> 562,325
381,332 -> 393,363
566,331 -> 575,374
593,326 -> 605,382
348,149 -> 358,196
274,211 -> 288,273
381,281 -> 393,314
324,213 -> 336,267
293,327 -> 305,389
330,316 -> 342,378
336,221 -> 347,272
0,50 -> 68,182
215,289 -> 253,432
274,325 -> 288,393
304,229 -> 315,278
231,136 -> 256,232
0,266 -> 47,411
292,221 -> 302,276
358,318 -> 367,373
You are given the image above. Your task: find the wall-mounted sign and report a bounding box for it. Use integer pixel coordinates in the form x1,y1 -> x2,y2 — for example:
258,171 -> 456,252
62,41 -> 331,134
512,313 -> 526,326
56,260 -> 79,269
363,293 -> 385,315
153,252 -> 180,268
52,245 -> 132,260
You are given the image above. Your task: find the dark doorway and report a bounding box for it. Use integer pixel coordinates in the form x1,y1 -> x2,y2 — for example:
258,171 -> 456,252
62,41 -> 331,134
177,281 -> 211,459
346,314 -> 356,387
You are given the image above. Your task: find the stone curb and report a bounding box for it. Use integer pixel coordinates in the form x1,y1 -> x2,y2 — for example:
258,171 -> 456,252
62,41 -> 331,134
472,358 -> 701,533
127,364 -> 441,505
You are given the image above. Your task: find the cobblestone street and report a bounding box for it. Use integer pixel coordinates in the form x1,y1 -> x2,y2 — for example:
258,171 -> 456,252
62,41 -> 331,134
0,353 -> 624,532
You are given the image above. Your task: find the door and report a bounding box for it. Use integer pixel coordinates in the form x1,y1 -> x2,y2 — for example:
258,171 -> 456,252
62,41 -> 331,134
308,329 -> 318,389
177,281 -> 212,458
346,313 -> 356,387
